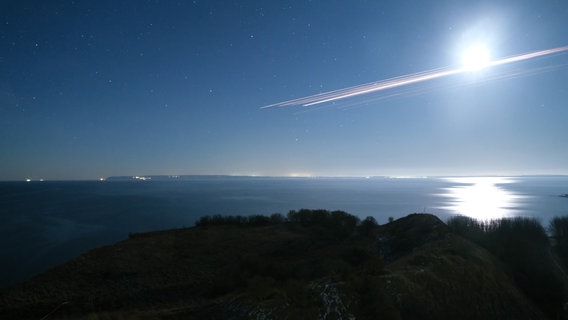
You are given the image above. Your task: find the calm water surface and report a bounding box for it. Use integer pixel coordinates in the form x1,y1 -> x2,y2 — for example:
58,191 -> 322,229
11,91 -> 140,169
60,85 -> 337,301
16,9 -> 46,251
0,176 -> 566,287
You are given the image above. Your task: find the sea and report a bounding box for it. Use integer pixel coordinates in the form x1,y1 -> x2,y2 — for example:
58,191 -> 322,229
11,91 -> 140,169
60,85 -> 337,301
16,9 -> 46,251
1,175 -> 567,288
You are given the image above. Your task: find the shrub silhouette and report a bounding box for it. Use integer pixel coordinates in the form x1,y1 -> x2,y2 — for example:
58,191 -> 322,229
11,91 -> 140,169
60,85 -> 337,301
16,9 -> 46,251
195,214 -> 272,227
550,216 -> 568,270
196,209 -> 368,240
550,216 -> 568,239
446,215 -> 485,244
448,215 -> 567,319
358,216 -> 379,237
192,209 -> 387,316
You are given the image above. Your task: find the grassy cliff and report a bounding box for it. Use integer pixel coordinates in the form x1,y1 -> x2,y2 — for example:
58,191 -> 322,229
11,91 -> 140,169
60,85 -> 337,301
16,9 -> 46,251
0,210 -> 563,319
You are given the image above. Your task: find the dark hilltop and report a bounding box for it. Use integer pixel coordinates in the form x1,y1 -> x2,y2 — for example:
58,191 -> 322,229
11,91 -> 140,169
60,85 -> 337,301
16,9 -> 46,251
2,209 -> 568,319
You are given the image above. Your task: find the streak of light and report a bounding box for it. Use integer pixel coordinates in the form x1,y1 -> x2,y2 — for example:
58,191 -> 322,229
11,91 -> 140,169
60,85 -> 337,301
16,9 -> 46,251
337,63 -> 568,111
261,45 -> 568,109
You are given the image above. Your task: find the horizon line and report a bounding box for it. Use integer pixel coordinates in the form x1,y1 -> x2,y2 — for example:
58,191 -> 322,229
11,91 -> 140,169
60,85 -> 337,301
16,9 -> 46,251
3,173 -> 568,182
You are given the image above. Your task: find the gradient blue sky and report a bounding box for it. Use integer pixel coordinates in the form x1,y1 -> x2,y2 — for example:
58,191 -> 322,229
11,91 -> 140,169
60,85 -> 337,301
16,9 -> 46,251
2,0 -> 568,180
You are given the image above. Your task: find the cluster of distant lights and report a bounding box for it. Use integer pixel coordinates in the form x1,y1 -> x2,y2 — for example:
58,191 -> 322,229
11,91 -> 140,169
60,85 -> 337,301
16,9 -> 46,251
21,175 -> 434,182
24,176 -> 150,182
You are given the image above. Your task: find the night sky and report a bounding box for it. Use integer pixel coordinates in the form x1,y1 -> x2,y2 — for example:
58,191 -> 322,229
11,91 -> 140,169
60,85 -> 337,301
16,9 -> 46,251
2,1 -> 568,180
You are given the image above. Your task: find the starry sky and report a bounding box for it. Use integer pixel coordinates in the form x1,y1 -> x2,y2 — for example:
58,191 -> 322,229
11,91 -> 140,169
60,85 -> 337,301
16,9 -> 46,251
2,0 -> 568,180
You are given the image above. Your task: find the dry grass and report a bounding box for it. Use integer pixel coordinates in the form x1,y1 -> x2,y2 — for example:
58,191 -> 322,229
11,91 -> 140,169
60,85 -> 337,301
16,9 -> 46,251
0,212 -> 555,319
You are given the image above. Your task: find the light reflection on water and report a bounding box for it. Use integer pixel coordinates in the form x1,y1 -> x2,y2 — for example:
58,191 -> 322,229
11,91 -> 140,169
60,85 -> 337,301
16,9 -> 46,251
439,177 -> 530,220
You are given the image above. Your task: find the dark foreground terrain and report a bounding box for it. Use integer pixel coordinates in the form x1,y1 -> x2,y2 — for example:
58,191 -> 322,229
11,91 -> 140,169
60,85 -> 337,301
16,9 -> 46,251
1,210 -> 567,319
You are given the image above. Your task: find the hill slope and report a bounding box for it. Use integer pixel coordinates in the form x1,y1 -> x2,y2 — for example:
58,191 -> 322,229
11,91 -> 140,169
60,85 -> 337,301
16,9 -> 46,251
0,213 -> 548,319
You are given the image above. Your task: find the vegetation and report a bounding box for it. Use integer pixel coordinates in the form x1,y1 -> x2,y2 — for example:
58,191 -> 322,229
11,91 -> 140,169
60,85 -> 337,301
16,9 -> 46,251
1,209 -> 387,319
196,209 -> 378,240
448,215 -> 567,319
3,210 -> 568,319
196,209 -> 360,226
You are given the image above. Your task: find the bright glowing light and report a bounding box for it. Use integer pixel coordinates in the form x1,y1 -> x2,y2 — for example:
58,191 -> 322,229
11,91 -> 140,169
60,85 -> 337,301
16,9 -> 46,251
461,44 -> 491,70
288,172 -> 313,177
439,177 -> 528,220
261,45 -> 568,109
387,175 -> 428,179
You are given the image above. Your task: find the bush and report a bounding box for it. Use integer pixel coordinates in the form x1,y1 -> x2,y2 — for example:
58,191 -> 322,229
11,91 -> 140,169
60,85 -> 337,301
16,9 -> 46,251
550,216 -> 568,268
550,216 -> 568,240
269,213 -> 285,224
358,216 -> 378,237
447,215 -> 485,245
195,214 -> 279,227
247,214 -> 271,226
195,209 -> 364,239
448,215 -> 566,319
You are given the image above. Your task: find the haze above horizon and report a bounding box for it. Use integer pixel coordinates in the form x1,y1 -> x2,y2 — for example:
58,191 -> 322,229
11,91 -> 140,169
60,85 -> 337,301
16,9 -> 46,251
2,1 -> 568,180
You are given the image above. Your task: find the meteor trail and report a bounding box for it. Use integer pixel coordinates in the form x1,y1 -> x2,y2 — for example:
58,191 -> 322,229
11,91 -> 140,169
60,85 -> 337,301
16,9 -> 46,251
261,45 -> 568,109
